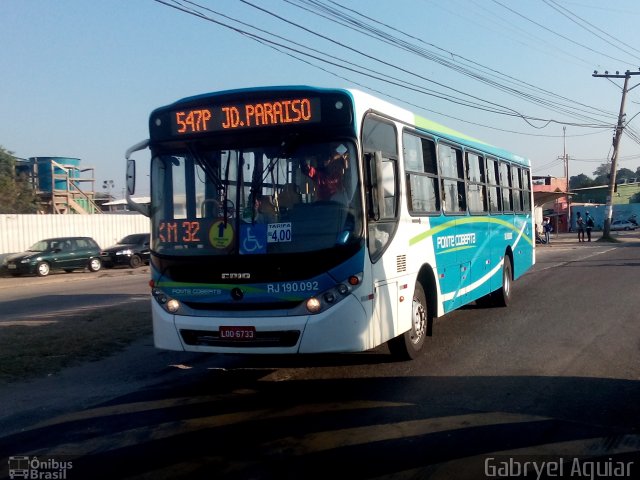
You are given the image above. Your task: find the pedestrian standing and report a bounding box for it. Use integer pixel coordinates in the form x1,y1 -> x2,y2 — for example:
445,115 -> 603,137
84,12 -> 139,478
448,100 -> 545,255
576,212 -> 585,242
542,217 -> 551,244
585,211 -> 595,242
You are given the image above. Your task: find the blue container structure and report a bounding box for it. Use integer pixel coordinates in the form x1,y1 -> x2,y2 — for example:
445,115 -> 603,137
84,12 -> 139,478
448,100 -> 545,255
31,157 -> 82,192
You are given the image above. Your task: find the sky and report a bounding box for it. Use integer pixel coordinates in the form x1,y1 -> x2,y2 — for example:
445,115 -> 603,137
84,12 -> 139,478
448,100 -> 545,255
2,0 -> 640,197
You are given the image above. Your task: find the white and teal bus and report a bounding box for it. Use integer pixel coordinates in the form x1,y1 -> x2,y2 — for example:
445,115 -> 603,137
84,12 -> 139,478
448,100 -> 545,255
126,86 -> 534,360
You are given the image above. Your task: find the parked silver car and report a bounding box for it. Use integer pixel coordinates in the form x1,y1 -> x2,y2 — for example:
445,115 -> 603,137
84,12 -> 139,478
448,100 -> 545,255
610,220 -> 637,231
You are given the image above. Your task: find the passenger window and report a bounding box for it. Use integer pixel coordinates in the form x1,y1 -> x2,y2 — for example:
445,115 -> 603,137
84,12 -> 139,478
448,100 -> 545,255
466,152 -> 487,214
521,169 -> 531,211
486,157 -> 502,213
438,143 -> 466,213
500,162 -> 513,212
511,167 -> 522,212
403,132 -> 440,214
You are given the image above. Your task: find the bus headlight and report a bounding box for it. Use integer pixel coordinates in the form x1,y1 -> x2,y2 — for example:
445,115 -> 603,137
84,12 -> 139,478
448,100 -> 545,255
302,273 -> 363,314
152,288 -> 181,313
306,297 -> 322,313
166,299 -> 180,313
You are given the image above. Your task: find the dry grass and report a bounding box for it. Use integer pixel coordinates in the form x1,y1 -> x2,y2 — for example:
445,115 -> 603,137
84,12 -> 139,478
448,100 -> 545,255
0,302 -> 152,385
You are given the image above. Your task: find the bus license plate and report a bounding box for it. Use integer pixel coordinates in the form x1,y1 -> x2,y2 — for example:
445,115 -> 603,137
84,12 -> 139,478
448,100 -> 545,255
219,326 -> 256,340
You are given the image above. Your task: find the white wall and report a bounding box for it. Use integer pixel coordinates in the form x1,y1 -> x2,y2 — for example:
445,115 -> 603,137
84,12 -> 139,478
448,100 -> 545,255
0,214 -> 151,254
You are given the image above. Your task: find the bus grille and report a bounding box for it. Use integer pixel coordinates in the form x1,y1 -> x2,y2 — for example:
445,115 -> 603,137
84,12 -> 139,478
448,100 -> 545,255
182,301 -> 302,311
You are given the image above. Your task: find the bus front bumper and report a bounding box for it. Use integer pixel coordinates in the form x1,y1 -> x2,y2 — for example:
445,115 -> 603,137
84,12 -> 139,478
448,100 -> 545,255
151,295 -> 370,354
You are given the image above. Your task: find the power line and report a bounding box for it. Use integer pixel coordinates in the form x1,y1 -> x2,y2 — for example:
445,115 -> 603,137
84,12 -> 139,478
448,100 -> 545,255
153,0 -> 621,136
542,0 -> 640,62
491,0 -> 637,64
292,0 -> 617,123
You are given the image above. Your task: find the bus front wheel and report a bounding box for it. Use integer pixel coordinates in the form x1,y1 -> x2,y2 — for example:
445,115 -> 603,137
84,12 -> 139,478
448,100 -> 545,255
388,282 -> 428,361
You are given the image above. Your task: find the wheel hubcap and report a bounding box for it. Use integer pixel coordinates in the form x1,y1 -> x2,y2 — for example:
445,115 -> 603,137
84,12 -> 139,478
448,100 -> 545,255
504,270 -> 511,298
410,298 -> 426,345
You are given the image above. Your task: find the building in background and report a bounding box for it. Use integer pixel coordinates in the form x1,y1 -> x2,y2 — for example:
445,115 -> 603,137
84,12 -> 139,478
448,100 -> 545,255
532,175 -> 571,233
101,197 -> 151,213
570,179 -> 640,230
15,157 -> 102,214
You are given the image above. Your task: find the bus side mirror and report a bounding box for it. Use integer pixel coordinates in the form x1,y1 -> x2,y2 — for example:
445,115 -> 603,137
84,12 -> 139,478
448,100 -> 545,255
126,159 -> 136,196
125,139 -> 150,217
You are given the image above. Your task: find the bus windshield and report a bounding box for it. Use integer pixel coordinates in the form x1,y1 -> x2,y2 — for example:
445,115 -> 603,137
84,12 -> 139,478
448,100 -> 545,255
150,139 -> 363,256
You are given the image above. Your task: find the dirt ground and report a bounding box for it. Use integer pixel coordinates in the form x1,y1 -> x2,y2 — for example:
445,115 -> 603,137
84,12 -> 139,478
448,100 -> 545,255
0,302 -> 152,385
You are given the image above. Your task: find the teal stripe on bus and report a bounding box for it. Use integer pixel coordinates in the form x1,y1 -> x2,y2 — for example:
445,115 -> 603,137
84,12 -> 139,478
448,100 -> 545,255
409,217 -> 534,248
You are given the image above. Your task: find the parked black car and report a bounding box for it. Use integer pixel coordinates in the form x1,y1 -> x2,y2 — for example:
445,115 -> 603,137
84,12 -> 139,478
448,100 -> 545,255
3,237 -> 102,277
100,233 -> 150,268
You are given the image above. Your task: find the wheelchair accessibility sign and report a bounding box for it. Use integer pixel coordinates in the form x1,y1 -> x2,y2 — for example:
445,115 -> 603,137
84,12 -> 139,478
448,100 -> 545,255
240,224 -> 267,254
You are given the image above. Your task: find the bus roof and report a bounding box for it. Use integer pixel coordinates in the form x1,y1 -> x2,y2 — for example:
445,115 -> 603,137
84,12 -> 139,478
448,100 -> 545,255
346,88 -> 530,167
168,85 -> 530,167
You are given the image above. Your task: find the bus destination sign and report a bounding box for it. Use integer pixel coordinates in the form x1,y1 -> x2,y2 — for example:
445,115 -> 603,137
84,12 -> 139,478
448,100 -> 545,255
171,97 -> 321,135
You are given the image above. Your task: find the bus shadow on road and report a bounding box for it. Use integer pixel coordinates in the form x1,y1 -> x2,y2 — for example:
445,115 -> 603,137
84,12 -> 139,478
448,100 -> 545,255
1,373 -> 638,480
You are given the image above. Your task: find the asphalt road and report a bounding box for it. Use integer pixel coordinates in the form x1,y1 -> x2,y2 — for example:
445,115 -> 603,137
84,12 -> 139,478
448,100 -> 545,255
0,267 -> 150,323
1,236 -> 639,479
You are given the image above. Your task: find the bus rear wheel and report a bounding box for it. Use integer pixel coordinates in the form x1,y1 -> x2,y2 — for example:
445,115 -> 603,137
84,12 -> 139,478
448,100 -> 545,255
388,282 -> 428,361
493,256 -> 512,307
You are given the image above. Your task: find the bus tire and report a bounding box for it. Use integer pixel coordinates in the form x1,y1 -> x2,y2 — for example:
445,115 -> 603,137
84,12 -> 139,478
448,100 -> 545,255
493,255 -> 512,307
388,282 -> 428,361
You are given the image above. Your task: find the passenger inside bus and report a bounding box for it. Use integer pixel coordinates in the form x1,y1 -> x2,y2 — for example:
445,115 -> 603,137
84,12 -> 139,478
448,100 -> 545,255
277,183 -> 302,211
301,145 -> 350,203
250,193 -> 276,224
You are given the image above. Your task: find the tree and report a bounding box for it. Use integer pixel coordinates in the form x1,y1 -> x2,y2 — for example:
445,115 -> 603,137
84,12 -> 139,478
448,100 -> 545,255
616,167 -> 635,181
591,163 -> 611,186
569,173 -> 596,189
0,146 -> 39,213
592,163 -> 610,177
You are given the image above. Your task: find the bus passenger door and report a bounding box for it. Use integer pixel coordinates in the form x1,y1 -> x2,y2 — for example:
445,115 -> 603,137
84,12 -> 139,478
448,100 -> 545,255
363,115 -> 409,340
366,150 -> 405,340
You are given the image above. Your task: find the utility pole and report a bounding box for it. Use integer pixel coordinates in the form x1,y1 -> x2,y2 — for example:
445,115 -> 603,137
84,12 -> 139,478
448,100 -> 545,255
592,69 -> 640,240
563,126 -> 570,232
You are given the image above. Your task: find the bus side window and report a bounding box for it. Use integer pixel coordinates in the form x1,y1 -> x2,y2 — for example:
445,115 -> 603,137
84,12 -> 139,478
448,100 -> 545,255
403,131 -> 440,214
511,165 -> 522,212
500,161 -> 513,212
438,143 -> 466,213
466,152 -> 487,214
522,168 -> 532,212
486,157 -> 502,213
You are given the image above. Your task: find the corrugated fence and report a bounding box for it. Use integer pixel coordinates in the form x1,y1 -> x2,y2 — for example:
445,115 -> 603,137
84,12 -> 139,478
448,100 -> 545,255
0,214 -> 151,255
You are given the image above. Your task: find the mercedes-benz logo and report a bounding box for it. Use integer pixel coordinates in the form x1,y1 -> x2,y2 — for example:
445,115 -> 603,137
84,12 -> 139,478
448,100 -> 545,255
231,288 -> 244,301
